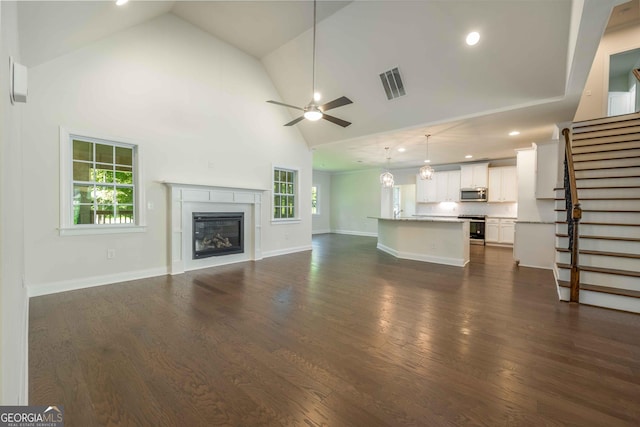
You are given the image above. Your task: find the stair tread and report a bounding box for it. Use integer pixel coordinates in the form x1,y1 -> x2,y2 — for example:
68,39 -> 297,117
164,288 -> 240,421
575,175 -> 640,180
573,146 -> 640,156
557,280 -> 640,298
575,164 -> 640,171
556,263 -> 640,277
555,233 -> 640,242
555,221 -> 640,227
574,154 -> 640,162
554,208 -> 640,213
555,247 -> 640,259
554,186 -> 640,190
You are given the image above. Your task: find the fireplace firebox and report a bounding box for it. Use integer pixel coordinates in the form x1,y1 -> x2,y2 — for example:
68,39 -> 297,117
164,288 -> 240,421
193,212 -> 244,259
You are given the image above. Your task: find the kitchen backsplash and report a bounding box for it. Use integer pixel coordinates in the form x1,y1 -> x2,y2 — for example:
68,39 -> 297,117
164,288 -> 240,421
415,202 -> 517,218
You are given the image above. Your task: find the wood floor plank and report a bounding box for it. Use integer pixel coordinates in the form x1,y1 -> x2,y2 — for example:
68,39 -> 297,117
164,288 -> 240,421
29,234 -> 640,426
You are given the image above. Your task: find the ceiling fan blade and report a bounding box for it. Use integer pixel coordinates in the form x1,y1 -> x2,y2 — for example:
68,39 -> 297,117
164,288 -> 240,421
322,113 -> 351,128
284,116 -> 305,126
320,96 -> 353,112
267,100 -> 304,111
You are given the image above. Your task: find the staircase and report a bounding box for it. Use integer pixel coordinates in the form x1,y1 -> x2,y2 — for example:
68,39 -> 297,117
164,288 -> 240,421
554,112 -> 640,314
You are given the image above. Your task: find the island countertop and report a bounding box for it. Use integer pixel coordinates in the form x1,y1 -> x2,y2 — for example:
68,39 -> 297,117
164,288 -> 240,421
369,216 -> 465,223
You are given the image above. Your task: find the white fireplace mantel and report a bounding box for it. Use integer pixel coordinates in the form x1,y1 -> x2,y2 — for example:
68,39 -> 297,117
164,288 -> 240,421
162,181 -> 267,274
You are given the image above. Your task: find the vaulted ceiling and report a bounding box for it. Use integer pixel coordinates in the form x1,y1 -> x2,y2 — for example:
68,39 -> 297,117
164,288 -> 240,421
16,0 -> 631,171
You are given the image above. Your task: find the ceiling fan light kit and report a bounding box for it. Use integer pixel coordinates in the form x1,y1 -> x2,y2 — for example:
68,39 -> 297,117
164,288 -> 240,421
266,0 -> 352,127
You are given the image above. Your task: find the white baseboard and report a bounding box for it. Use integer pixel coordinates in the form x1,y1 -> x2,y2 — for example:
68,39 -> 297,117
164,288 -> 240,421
262,244 -> 312,258
332,229 -> 378,237
27,266 -> 169,298
377,243 -> 468,267
312,229 -> 331,235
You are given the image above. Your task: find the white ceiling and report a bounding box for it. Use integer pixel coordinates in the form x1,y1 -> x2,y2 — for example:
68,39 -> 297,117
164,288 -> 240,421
16,0 -> 631,172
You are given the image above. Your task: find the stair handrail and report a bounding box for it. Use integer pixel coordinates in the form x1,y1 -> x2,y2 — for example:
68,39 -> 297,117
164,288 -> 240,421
562,127 -> 581,303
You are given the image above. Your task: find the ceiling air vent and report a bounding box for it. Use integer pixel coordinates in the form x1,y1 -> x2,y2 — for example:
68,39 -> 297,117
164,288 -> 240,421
379,67 -> 406,100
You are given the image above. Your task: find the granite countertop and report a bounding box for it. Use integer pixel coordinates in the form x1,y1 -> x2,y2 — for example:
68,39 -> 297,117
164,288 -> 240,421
487,216 -> 517,219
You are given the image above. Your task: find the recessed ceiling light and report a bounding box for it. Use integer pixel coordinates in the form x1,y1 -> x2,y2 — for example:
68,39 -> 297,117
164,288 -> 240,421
465,155 -> 473,159
116,0 -> 129,5
509,131 -> 520,136
466,32 -> 480,46
397,147 -> 406,152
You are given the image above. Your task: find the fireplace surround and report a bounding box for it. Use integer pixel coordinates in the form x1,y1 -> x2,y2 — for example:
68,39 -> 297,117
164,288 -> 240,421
163,182 -> 266,274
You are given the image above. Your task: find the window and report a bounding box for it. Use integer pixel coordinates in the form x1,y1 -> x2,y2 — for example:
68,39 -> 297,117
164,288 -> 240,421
311,185 -> 319,215
273,167 -> 297,220
60,128 -> 144,235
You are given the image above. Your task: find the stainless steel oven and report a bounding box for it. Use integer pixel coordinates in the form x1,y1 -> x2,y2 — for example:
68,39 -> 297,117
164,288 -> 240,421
458,215 -> 486,245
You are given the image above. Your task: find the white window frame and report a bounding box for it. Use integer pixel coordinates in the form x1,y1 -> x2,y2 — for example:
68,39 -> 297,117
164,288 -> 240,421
271,166 -> 300,224
311,184 -> 320,215
59,127 -> 146,236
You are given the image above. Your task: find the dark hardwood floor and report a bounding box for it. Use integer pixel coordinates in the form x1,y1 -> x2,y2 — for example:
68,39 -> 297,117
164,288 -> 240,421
30,234 -> 640,426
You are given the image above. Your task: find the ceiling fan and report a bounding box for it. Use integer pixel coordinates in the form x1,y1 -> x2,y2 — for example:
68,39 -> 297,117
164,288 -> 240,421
267,0 -> 353,127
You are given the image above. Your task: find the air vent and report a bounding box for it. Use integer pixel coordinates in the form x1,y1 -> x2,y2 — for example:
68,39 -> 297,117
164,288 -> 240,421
379,67 -> 406,100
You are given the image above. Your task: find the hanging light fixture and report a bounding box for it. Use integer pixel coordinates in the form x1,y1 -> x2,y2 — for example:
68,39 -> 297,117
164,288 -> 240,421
380,147 -> 395,188
419,134 -> 435,180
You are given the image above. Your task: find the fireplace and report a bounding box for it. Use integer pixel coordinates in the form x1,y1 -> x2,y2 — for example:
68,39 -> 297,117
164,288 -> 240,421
193,212 -> 244,259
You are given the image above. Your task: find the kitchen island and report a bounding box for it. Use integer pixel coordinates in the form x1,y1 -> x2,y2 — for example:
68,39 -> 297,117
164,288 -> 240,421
374,217 -> 470,267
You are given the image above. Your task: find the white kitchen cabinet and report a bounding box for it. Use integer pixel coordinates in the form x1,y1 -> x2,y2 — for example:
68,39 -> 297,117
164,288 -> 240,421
486,217 -> 515,244
485,218 -> 500,243
436,170 -> 460,202
460,163 -> 489,189
488,166 -> 517,202
416,173 -> 438,203
499,219 -> 515,244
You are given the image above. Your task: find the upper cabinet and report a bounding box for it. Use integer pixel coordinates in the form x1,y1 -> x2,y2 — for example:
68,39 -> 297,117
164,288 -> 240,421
460,163 -> 489,189
416,173 -> 438,203
488,166 -> 517,202
416,170 -> 459,203
437,170 -> 461,202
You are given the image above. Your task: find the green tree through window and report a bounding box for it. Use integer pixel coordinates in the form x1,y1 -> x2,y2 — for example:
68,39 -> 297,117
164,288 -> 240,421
72,139 -> 136,225
273,168 -> 297,219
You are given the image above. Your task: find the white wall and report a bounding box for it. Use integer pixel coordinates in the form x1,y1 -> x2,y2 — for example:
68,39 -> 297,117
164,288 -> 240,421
312,170 -> 331,234
0,1 -> 28,404
514,146 -> 556,269
330,169 -> 380,236
575,22 -> 640,120
22,14 -> 312,294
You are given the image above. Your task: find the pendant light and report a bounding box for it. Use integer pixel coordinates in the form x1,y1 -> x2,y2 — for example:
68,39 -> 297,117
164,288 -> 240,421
380,147 -> 395,188
419,134 -> 435,180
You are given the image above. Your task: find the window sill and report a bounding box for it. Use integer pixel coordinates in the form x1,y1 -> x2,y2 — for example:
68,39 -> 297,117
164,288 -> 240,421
59,225 -> 147,236
271,218 -> 301,225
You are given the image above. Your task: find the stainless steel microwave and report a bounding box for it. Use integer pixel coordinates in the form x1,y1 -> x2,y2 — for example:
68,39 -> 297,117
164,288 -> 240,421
460,188 -> 488,202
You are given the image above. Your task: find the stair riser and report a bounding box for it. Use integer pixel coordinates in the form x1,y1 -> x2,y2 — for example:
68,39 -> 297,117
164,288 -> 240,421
574,157 -> 640,170
575,167 -> 640,179
555,236 -> 640,254
573,148 -> 640,162
573,133 -> 640,148
572,124 -> 640,140
555,223 -> 640,238
557,287 -> 640,314
555,211 -> 640,223
555,187 -> 640,198
575,177 -> 640,188
556,251 -> 639,271
572,140 -> 640,154
556,268 -> 640,291
554,199 -> 640,211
